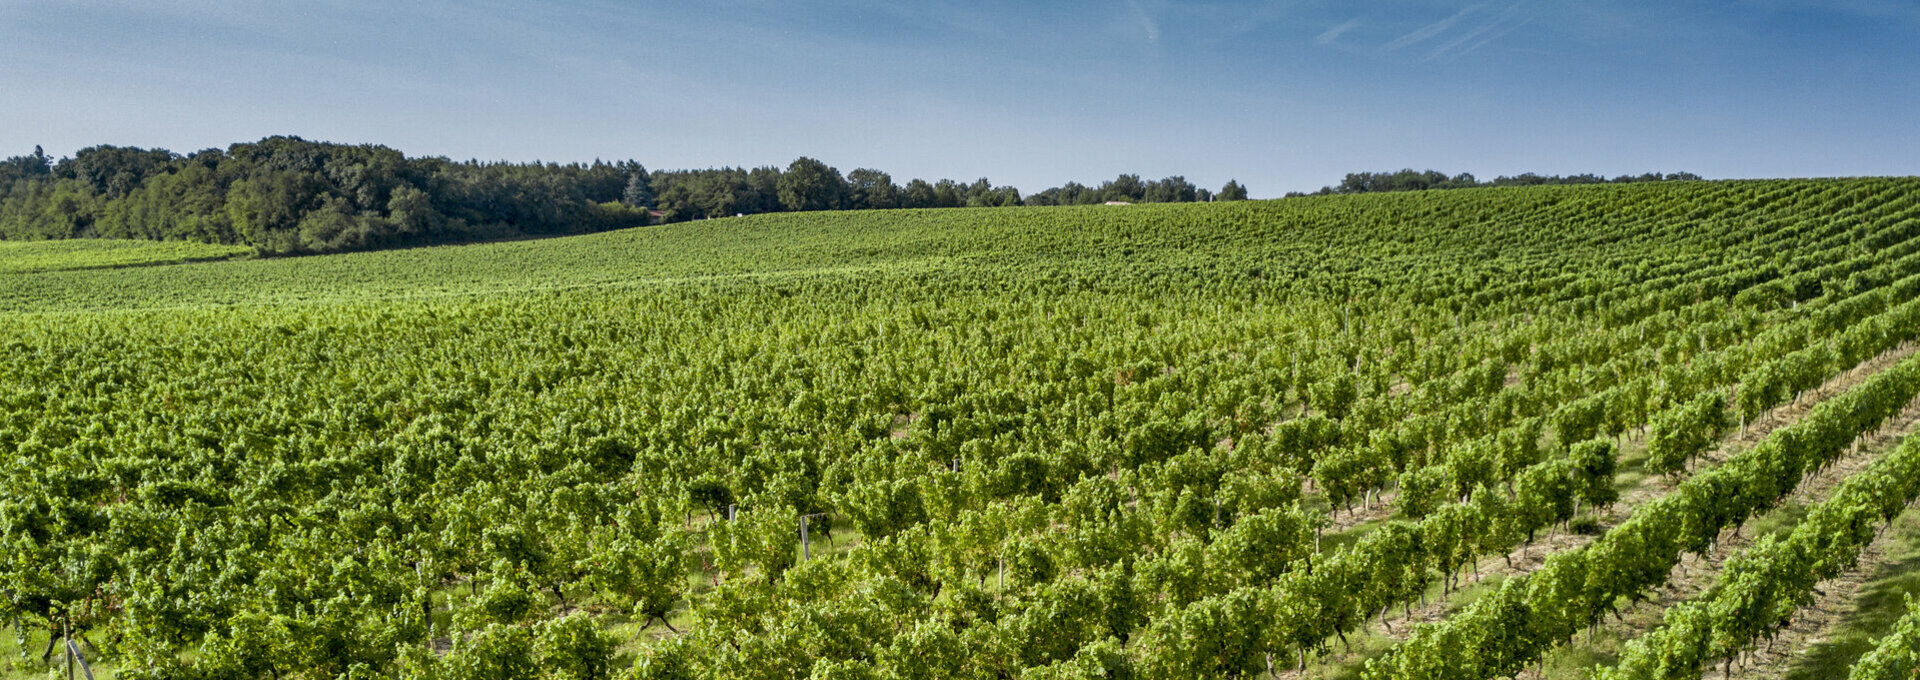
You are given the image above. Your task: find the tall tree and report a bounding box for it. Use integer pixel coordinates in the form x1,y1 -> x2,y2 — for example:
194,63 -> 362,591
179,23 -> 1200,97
1145,176 -> 1198,203
846,168 -> 898,210
932,180 -> 964,208
622,166 -> 655,209
1218,180 -> 1249,201
1101,174 -> 1146,202
776,157 -> 847,212
902,179 -> 936,209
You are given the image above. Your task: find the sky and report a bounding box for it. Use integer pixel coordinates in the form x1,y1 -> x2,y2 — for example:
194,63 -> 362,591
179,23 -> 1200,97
1,0 -> 1916,196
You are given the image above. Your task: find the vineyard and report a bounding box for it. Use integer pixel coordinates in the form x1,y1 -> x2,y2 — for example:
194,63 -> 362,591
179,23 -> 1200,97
5,178 -> 1920,679
0,240 -> 249,276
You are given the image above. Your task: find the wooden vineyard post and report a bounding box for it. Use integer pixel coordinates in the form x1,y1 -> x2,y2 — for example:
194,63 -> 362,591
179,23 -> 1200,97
798,513 -> 827,561
66,637 -> 93,680
59,619 -> 91,680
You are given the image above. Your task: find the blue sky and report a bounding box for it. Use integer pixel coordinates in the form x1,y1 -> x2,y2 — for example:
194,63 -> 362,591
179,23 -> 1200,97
2,0 -> 1916,196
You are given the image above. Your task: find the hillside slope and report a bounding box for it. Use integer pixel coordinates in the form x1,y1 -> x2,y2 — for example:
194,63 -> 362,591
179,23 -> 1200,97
2,178 -> 1919,680
1,179 -> 1858,313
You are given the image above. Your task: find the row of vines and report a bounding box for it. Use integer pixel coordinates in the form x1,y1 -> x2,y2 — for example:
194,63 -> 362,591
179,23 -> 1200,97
2,178 -> 1919,678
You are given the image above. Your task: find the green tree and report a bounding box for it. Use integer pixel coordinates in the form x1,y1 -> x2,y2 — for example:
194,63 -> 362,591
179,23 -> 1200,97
902,179 -> 937,208
1100,174 -> 1145,202
1144,176 -> 1197,203
623,166 -> 655,209
387,184 -> 444,236
777,157 -> 847,212
846,168 -> 898,210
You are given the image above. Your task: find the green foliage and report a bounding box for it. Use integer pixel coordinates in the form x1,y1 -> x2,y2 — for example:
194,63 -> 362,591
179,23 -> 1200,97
778,157 -> 849,212
1849,595 -> 1920,680
711,505 -> 801,582
0,178 -> 1917,679
1603,431 -> 1920,679
0,238 -> 248,273
1568,439 -> 1620,509
1306,168 -> 1700,196
535,614 -> 622,680
0,141 -> 1239,255
1367,349 -> 1920,680
0,137 -> 647,255
1645,391 -> 1730,475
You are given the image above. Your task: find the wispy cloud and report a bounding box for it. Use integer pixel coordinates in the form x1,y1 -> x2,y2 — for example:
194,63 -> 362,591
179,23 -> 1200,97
1316,18 -> 1361,45
1128,0 -> 1161,43
1427,2 -> 1532,60
1384,5 -> 1481,52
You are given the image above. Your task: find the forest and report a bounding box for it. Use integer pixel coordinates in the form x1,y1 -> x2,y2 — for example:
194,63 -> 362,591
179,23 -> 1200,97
0,138 -> 1247,255
1293,168 -> 1704,196
0,136 -> 1705,258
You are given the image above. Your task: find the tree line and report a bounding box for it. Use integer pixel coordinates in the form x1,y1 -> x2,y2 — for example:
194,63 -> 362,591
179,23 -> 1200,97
0,138 -> 650,255
0,136 -> 1711,258
642,161 -> 1245,221
0,138 -> 1252,255
1289,169 -> 1704,197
